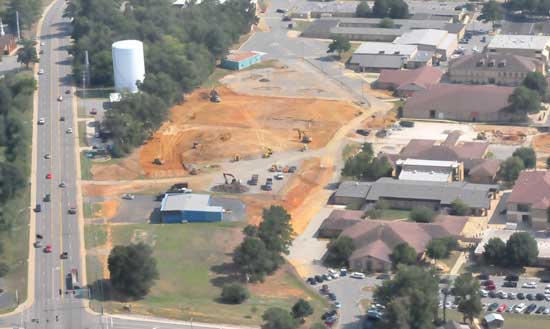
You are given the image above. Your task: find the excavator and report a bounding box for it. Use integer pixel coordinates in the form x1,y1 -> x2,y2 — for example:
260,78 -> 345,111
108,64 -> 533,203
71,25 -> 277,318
210,89 -> 221,103
223,173 -> 239,185
262,147 -> 273,158
294,128 -> 312,144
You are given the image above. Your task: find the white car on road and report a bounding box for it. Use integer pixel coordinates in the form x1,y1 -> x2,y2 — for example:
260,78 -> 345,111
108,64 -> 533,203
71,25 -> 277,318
38,117 -> 45,125
66,128 -> 73,134
38,69 -> 44,75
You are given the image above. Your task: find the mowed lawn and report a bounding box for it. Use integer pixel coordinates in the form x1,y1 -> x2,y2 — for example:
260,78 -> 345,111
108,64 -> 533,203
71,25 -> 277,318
89,222 -> 328,325
445,309 -> 550,329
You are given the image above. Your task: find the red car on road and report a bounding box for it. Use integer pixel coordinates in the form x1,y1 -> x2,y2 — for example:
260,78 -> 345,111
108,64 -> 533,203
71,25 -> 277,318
46,173 -> 52,179
43,245 -> 52,253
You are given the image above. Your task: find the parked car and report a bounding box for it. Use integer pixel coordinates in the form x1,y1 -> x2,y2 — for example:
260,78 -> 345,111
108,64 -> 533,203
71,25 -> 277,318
496,304 -> 507,312
536,293 -> 545,301
517,293 -> 525,300
535,306 -> 546,314
525,303 -> 537,314
351,272 -> 365,279
356,129 -> 370,136
122,193 -> 135,200
526,293 -> 535,301
505,274 -> 519,281
487,303 -> 499,312
486,284 -> 496,291
479,289 -> 488,297
488,290 -> 497,298
502,281 -> 517,288
508,292 -> 517,300
478,273 -> 490,280
522,281 -> 537,289
514,303 -> 526,313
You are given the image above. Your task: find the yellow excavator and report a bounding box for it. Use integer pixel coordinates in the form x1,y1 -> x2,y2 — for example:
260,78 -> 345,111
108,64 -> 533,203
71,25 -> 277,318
294,128 -> 312,144
262,147 -> 273,158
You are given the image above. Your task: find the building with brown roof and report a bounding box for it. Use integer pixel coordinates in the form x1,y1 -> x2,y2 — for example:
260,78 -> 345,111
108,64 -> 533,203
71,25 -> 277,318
506,171 -> 550,230
395,131 -> 501,182
319,211 -> 468,272
402,84 -> 516,122
448,53 -> 544,86
373,66 -> 444,97
0,35 -> 16,55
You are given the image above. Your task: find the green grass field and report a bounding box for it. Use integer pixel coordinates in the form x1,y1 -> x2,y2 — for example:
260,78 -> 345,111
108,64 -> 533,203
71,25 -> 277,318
379,209 -> 410,220
87,222 -> 328,325
80,151 -> 92,180
84,224 -> 107,249
444,309 -> 550,329
78,121 -> 87,147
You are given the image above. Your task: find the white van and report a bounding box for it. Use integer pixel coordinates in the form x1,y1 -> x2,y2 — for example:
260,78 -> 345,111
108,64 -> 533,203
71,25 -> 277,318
350,272 -> 366,279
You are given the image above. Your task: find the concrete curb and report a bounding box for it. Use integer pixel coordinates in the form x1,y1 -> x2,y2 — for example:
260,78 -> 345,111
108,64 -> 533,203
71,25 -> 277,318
110,314 -> 259,329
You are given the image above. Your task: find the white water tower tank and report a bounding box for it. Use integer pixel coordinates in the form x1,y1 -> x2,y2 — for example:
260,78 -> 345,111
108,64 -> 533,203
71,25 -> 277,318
112,40 -> 145,93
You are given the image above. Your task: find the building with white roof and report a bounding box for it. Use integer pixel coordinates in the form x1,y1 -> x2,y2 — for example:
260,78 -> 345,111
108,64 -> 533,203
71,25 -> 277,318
160,193 -> 224,223
487,35 -> 550,62
396,159 -> 463,182
348,42 -> 433,72
393,29 -> 458,60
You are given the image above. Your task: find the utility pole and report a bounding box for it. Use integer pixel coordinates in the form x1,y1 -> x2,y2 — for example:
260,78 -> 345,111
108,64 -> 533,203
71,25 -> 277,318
15,10 -> 20,40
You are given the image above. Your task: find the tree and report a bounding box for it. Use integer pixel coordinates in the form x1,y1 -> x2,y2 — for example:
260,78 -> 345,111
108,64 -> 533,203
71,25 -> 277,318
523,72 -> 548,97
374,265 -> 439,329
342,143 -> 392,181
409,207 -> 435,223
480,0 -> 504,30
546,156 -> 550,169
258,206 -> 294,255
7,0 -> 41,30
356,1 -> 371,17
506,232 -> 539,267
221,283 -> 249,304
16,40 -> 38,69
372,0 -> 390,17
326,236 -> 355,266
242,224 -> 258,237
508,86 -> 541,119
389,0 -> 409,19
327,36 -> 351,58
0,163 -> 26,203
0,263 -> 9,277
310,324 -> 326,329
453,273 -> 482,324
450,199 -> 469,216
262,307 -> 298,329
233,237 -> 274,282
107,243 -> 159,299
498,156 -> 525,182
390,242 -> 417,267
482,238 -> 506,265
512,147 -> 536,169
379,17 -> 395,28
426,239 -> 448,260
291,299 -> 314,322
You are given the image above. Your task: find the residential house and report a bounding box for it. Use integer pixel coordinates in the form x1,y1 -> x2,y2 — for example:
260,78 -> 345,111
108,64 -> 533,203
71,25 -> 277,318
319,211 -> 468,272
449,53 -> 544,86
373,66 -> 444,97
487,35 -> 550,62
348,42 -> 433,72
393,29 -> 458,60
402,84 -> 516,122
506,170 -> 550,230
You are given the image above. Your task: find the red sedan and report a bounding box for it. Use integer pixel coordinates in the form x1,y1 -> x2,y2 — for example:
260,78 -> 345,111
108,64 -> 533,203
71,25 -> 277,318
46,173 -> 52,179
497,304 -> 507,312
43,245 -> 52,253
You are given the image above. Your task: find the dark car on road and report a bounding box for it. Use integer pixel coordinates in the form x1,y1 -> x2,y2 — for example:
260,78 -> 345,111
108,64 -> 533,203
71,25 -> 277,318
35,204 -> 41,212
43,194 -> 51,202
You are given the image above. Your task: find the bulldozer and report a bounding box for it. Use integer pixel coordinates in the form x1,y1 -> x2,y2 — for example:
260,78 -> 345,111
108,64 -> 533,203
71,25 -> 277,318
223,173 -> 239,185
210,89 -> 221,103
262,147 -> 273,158
294,128 -> 312,144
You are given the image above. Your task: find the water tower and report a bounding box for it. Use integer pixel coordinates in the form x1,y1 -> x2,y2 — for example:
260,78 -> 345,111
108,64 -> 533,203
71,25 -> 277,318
112,40 -> 145,93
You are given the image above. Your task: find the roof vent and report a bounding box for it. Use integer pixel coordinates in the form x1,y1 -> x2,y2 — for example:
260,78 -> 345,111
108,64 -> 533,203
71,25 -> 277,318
379,50 -> 385,54
430,171 -> 435,174
394,51 -> 400,55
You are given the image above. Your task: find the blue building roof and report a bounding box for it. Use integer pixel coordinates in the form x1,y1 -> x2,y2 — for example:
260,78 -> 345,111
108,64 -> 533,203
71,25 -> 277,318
160,193 -> 224,213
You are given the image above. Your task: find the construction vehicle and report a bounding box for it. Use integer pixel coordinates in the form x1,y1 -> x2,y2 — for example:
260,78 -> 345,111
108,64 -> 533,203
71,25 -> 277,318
210,89 -> 221,103
270,164 -> 283,172
248,174 -> 259,186
192,141 -> 200,149
223,173 -> 239,185
294,128 -> 312,143
300,144 -> 308,152
153,158 -> 164,165
262,147 -> 273,158
233,154 -> 240,162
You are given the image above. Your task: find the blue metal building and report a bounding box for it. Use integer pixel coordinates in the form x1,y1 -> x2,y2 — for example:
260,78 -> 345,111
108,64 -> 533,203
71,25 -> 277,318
221,51 -> 263,70
160,193 -> 224,223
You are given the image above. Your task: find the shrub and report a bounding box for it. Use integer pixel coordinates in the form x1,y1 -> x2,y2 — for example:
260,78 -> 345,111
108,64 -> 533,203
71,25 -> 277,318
409,207 -> 435,223
399,120 -> 415,128
221,283 -> 250,304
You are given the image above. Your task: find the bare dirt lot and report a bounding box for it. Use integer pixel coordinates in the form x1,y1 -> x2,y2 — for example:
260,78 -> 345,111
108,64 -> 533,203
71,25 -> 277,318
91,87 -> 359,180
533,133 -> 550,153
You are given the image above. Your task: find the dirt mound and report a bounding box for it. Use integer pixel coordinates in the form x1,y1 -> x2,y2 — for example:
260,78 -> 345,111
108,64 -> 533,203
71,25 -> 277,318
533,133 -> 550,153
91,152 -> 144,180
211,183 -> 249,194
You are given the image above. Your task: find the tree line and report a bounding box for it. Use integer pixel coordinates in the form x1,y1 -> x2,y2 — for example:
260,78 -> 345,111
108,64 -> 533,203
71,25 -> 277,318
0,72 -> 37,278
3,0 -> 42,32
342,143 -> 393,181
356,0 -> 409,19
66,0 -> 258,156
